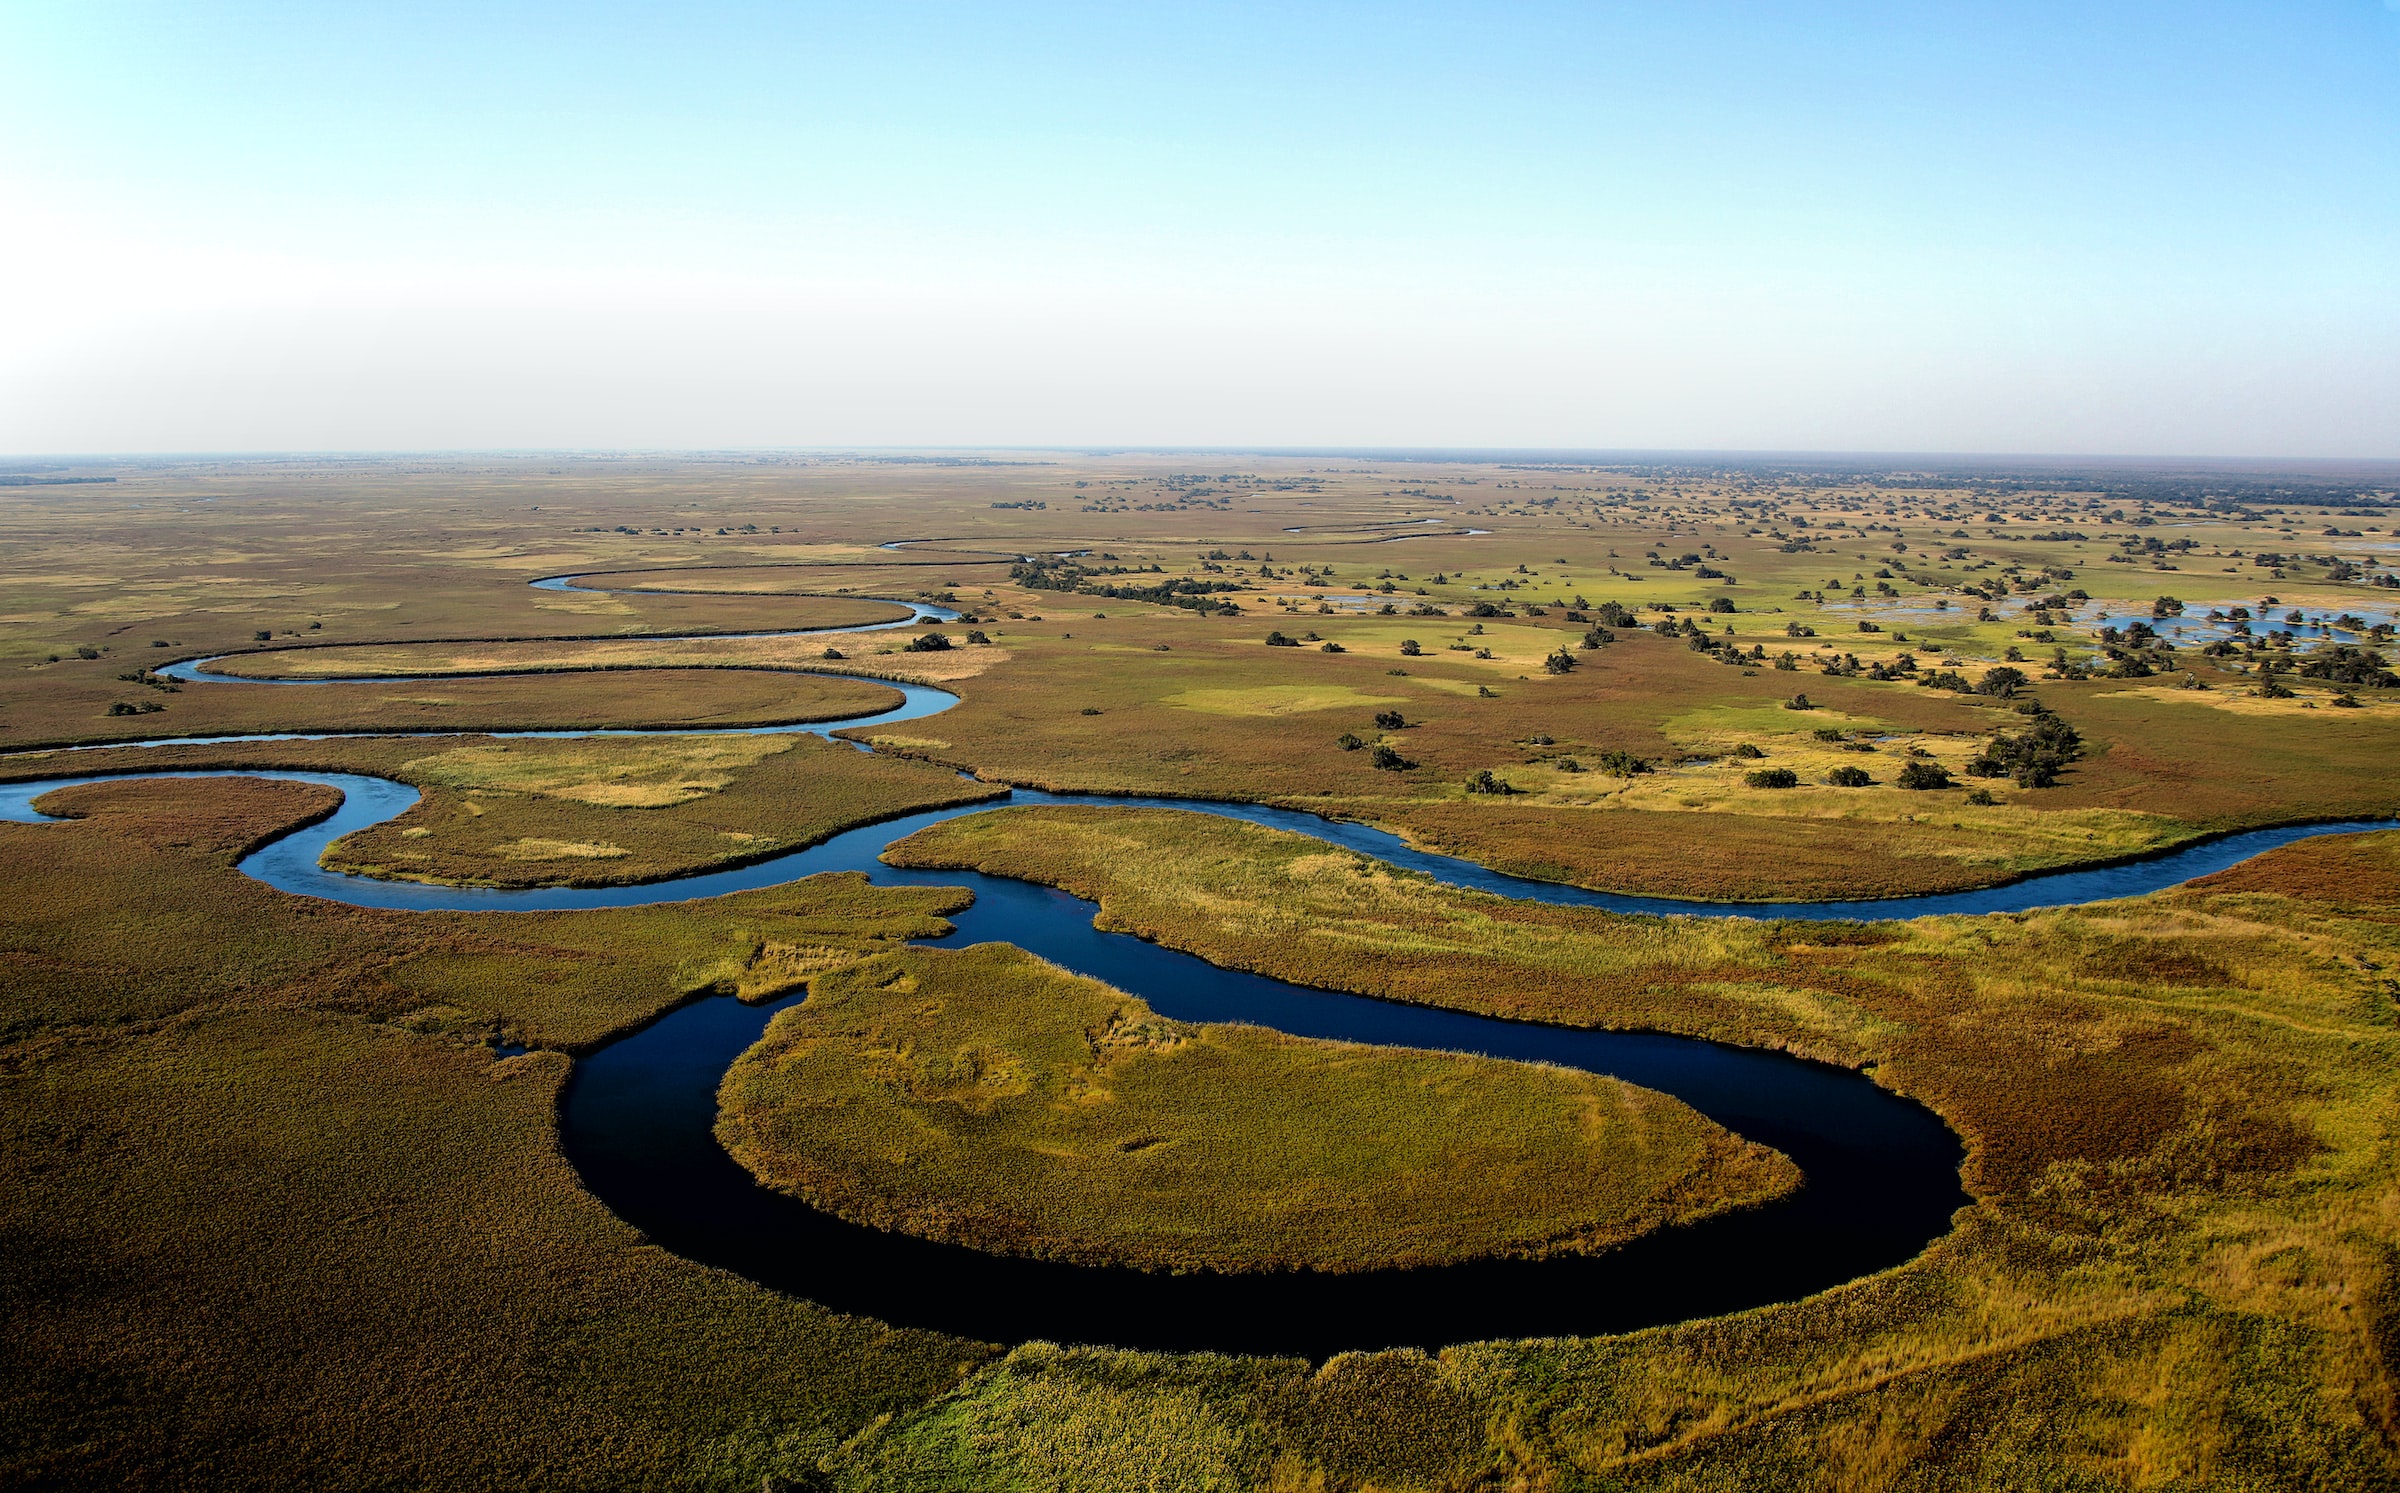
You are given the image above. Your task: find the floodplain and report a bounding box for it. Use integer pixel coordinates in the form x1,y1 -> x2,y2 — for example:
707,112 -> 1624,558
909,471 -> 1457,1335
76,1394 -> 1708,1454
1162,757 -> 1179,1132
4,450 -> 2398,1490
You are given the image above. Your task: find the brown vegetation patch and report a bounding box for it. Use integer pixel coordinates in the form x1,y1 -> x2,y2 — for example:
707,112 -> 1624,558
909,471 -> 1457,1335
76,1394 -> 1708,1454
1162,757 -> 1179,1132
30,775 -> 342,857
2186,830 -> 2400,909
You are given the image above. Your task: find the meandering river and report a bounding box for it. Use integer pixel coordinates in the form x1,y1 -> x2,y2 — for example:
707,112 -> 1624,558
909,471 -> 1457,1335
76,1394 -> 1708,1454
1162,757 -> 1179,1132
2,573 -> 2385,1353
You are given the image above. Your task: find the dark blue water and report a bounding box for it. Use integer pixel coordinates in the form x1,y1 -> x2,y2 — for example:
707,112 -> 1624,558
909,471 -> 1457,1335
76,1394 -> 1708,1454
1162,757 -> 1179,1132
5,568 -> 2383,1353
11,766 -> 2391,1352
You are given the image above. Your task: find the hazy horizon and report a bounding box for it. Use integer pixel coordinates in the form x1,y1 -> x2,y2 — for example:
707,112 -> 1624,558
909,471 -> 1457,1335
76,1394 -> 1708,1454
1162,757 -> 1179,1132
6,2 -> 2397,458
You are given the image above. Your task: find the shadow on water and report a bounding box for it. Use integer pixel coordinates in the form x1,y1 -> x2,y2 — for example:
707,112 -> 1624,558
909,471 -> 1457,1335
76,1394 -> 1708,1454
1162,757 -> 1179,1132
561,868 -> 1968,1356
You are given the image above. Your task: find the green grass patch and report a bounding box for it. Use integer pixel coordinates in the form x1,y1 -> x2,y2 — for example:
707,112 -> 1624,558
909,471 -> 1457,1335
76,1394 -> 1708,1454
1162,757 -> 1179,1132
717,943 -> 1796,1274
1162,684 -> 1407,716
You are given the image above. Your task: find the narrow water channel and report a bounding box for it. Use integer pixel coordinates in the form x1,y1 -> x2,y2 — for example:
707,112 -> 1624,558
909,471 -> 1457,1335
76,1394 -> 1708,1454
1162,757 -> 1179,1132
2,579 -> 2385,1354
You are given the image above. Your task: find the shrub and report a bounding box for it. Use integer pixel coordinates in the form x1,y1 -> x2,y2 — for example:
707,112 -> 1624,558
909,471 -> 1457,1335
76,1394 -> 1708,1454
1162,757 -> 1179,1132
1477,685 -> 1498,697
1896,760 -> 1954,790
1732,743 -> 1765,760
1543,649 -> 1576,674
1708,597 -> 1735,614
1320,641 -> 1345,653
1965,710 -> 2085,787
1079,707 -> 1102,716
1784,693 -> 1814,710
902,632 -> 953,653
1370,744 -> 1414,771
1464,769 -> 1515,795
821,647 -> 845,660
1827,766 -> 1873,788
1335,733 -> 1364,751
2297,645 -> 2397,688
1373,710 -> 1405,730
1399,639 -> 1422,656
1965,787 -> 1997,805
1594,750 -> 1651,778
1265,631 -> 1299,647
964,629 -> 991,644
1746,767 -> 1799,789
1975,665 -> 2029,698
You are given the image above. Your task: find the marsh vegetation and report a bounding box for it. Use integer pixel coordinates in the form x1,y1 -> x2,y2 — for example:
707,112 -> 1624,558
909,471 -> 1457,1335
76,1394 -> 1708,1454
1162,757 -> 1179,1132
717,942 -> 1797,1274
4,452 -> 2398,1489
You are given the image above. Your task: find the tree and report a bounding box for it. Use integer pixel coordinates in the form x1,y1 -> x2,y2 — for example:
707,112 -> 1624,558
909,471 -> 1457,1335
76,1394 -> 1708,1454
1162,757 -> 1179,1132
1543,649 -> 1576,674
1399,639 -> 1422,657
1732,743 -> 1765,760
2297,645 -> 2397,688
1373,710 -> 1405,730
902,632 -> 953,653
1370,744 -> 1414,771
1746,767 -> 1799,788
1827,765 -> 1874,787
1335,733 -> 1364,750
1707,597 -> 1736,614
1264,631 -> 1299,647
1319,641 -> 1345,653
1974,665 -> 2028,698
1896,760 -> 1953,790
1595,750 -> 1651,777
1464,769 -> 1514,795
1965,708 -> 2084,787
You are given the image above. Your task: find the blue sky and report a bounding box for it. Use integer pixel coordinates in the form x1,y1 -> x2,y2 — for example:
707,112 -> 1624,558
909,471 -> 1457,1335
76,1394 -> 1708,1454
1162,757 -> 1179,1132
3,2 -> 2396,455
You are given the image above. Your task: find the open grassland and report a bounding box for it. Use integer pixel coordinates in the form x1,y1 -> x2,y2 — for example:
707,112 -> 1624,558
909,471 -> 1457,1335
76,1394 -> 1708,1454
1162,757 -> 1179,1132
0,664 -> 903,749
6,452 -> 2400,1489
0,776 -> 996,1489
7,452 -> 2393,899
324,733 -> 1006,887
718,942 -> 1795,1274
5,742 -> 2400,1488
870,806 -> 2400,1488
207,621 -> 1011,688
0,731 -> 1007,890
868,618 -> 2393,901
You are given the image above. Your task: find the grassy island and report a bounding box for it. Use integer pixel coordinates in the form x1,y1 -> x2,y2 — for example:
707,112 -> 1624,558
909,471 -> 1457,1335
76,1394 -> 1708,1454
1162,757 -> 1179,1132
715,942 -> 1799,1274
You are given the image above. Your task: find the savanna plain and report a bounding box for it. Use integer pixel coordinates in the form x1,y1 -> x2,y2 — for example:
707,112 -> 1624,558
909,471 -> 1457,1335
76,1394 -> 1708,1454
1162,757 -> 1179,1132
3,450 -> 2399,1491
